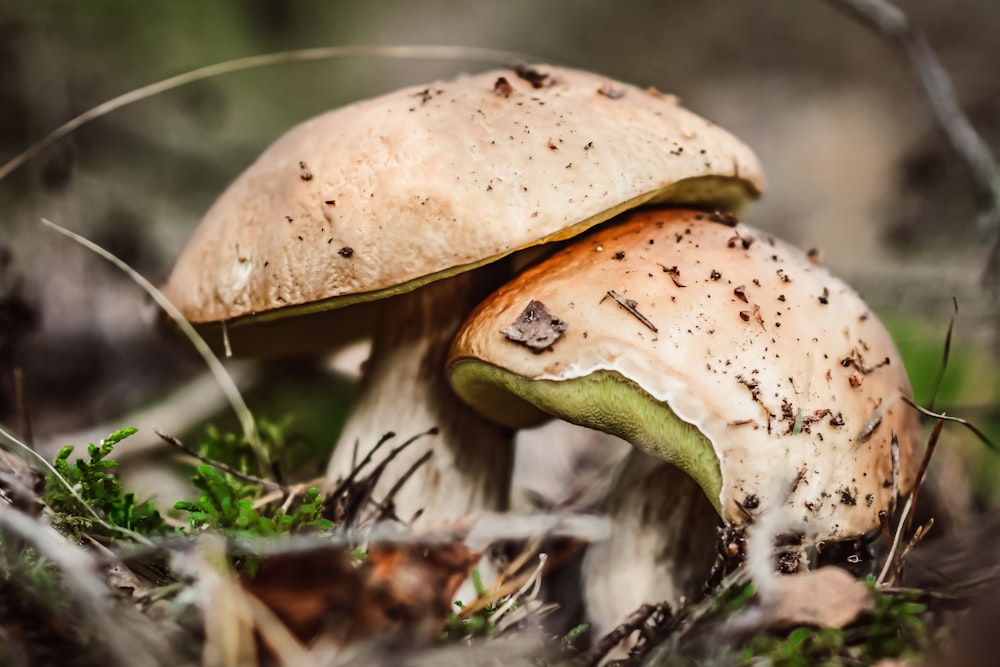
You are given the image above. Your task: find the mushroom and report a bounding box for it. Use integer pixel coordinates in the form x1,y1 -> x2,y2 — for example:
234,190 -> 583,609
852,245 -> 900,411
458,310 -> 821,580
162,65 -> 763,526
447,207 -> 920,629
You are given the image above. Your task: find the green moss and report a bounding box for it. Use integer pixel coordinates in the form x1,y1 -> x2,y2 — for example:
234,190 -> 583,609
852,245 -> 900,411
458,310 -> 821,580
45,428 -> 167,539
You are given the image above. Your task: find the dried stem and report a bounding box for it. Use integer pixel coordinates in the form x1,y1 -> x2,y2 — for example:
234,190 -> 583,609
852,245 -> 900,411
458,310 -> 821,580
12,368 -> 31,447
0,508 -> 169,667
575,603 -> 664,667
153,429 -> 285,491
821,0 -> 1000,282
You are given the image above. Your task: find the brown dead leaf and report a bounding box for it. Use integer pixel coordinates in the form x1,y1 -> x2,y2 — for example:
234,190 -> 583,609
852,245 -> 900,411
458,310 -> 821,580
502,300 -> 568,353
362,542 -> 481,638
241,546 -> 361,648
241,541 -> 480,651
761,566 -> 874,629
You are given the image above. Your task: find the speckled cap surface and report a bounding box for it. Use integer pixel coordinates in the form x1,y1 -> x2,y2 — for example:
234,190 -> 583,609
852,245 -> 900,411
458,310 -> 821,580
448,208 -> 918,539
163,64 -> 762,325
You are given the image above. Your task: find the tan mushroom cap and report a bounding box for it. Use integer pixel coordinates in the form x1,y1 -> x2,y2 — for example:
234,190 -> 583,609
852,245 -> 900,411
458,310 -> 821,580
162,64 -> 762,327
448,208 -> 919,539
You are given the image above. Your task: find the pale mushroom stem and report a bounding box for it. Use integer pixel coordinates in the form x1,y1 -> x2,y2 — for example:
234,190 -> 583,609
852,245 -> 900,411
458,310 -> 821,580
324,271 -> 514,526
583,450 -> 720,642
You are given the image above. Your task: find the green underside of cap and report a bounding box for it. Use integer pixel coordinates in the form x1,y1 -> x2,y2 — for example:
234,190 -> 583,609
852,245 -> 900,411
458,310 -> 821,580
213,174 -> 757,330
449,360 -> 724,515
184,174 -> 757,356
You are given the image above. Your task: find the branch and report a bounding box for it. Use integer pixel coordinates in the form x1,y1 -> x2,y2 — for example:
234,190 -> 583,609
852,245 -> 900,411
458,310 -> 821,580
822,0 -> 1000,283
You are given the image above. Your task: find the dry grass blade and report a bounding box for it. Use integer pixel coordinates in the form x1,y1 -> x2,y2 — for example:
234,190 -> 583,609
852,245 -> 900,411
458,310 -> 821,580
927,297 -> 959,412
575,603 -> 665,667
377,450 -> 433,522
12,368 -> 31,447
878,416 -> 946,586
821,0 -> 1000,282
244,592 -> 316,667
329,432 -> 397,501
900,395 -> 998,451
154,429 -> 285,491
39,218 -> 269,475
0,45 -> 537,184
328,428 -> 438,527
486,553 -> 548,625
0,507 -> 169,667
0,423 -> 153,544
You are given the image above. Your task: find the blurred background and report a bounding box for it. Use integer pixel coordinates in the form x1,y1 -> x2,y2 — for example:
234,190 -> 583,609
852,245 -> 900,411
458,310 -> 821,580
0,0 -> 999,509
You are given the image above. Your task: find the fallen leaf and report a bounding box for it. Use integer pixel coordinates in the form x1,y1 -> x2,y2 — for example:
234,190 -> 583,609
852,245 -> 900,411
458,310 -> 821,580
240,541 -> 480,650
760,566 -> 874,629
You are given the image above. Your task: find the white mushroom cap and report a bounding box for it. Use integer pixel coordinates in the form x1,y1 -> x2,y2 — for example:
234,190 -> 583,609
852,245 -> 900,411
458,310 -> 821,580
162,64 -> 762,329
448,208 -> 919,539
157,65 -> 764,528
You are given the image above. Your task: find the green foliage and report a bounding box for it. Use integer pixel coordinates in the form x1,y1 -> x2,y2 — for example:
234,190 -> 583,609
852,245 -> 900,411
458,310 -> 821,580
726,582 -> 930,667
193,414 -> 331,479
562,623 -> 589,652
174,466 -> 332,535
0,546 -> 94,666
195,422 -> 267,478
443,568 -> 507,640
739,627 -> 847,667
44,428 -> 166,539
713,579 -> 758,616
850,583 -> 929,663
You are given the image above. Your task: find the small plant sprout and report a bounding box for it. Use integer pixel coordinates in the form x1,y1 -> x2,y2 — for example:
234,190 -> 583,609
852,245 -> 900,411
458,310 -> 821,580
45,427 -> 167,540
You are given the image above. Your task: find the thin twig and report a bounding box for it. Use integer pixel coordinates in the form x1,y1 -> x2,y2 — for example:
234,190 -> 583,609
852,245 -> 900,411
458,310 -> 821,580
603,290 -> 658,333
333,429 -> 437,527
153,429 -> 285,491
13,368 -> 31,447
0,45 -> 535,184
376,450 -> 433,521
575,603 -> 663,667
877,493 -> 913,586
40,218 -> 269,473
900,395 -> 998,451
821,0 -> 1000,282
329,431 -> 397,500
354,429 -> 437,523
927,298 -> 959,412
0,508 -> 168,667
905,418 -> 945,536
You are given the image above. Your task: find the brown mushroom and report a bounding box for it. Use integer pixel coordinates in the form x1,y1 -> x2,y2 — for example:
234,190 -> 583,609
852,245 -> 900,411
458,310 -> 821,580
447,208 -> 919,628
162,66 -> 763,525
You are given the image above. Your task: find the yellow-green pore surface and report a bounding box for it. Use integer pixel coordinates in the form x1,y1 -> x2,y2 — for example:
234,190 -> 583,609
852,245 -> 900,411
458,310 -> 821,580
194,176 -> 752,329
449,362 -> 725,513
446,209 -> 918,537
178,178 -> 754,356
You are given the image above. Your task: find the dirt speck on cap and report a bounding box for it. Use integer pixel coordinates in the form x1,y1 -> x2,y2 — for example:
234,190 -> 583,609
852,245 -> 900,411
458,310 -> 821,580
709,210 -> 739,226
513,65 -> 550,88
493,77 -> 513,98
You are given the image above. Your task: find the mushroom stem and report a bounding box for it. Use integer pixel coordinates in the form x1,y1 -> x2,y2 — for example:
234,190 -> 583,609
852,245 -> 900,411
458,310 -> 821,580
583,450 -> 720,641
324,271 -> 514,526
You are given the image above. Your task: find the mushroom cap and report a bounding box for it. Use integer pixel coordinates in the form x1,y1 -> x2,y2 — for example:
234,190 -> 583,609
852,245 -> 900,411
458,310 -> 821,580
162,64 -> 762,329
447,208 -> 919,539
